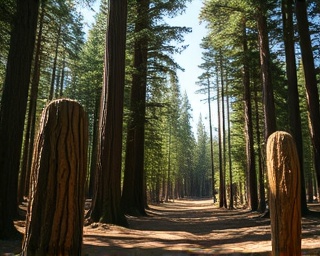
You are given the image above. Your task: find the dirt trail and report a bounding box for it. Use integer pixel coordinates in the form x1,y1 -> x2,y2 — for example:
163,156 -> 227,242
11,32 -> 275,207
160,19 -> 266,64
82,199 -> 320,255
1,199 -> 320,255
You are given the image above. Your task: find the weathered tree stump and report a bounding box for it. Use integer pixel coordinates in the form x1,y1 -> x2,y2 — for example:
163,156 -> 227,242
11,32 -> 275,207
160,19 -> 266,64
21,99 -> 88,255
266,131 -> 301,256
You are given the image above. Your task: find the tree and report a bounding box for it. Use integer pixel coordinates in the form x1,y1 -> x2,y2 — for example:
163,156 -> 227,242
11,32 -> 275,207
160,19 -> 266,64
295,0 -> 320,191
121,0 -> 150,216
19,0 -> 47,203
89,0 -> 128,226
242,18 -> 258,211
282,0 -> 308,214
65,0 -> 107,198
0,0 -> 40,239
255,0 -> 277,140
121,0 -> 191,215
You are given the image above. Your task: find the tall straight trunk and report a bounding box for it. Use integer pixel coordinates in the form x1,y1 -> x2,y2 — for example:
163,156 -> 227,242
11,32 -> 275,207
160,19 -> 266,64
165,124 -> 172,202
219,52 -> 227,208
254,81 -> 266,212
19,1 -> 45,203
0,0 -> 40,239
207,77 -> 216,203
282,0 -> 308,214
295,0 -> 320,190
226,76 -> 233,209
88,89 -> 101,198
90,0 -> 128,227
256,1 -> 277,140
216,64 -> 225,208
243,19 -> 258,211
59,57 -> 65,97
121,0 -> 149,216
49,25 -> 61,100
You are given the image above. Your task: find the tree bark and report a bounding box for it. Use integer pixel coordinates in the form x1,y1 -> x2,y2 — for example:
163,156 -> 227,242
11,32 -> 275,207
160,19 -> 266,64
207,77 -> 216,203
121,0 -> 149,216
19,1 -> 46,203
295,0 -> 320,192
267,131 -> 301,255
243,18 -> 258,211
21,99 -> 88,255
90,0 -> 128,226
0,0 -> 40,240
256,1 -> 276,140
282,0 -> 308,214
49,25 -> 61,100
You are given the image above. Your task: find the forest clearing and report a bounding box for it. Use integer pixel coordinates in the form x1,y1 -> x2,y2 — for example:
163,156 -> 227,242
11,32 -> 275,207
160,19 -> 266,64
1,199 -> 320,255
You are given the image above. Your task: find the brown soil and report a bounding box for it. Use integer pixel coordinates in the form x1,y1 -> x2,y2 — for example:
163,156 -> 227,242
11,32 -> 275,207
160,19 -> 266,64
1,199 -> 320,255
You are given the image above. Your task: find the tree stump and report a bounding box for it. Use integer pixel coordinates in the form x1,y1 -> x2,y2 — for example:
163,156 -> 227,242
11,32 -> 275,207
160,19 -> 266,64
21,99 -> 88,255
266,131 -> 301,256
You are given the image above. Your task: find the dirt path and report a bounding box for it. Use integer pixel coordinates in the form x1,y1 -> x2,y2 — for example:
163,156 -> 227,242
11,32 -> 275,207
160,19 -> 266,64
1,199 -> 320,255
82,199 -> 320,255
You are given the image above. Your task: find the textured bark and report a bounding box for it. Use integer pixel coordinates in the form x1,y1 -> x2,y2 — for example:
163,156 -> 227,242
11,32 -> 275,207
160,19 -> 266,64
21,99 -> 88,255
256,1 -> 276,140
295,0 -> 320,193
19,1 -> 46,203
282,0 -> 308,214
267,131 -> 301,255
121,0 -> 149,216
90,0 -> 128,226
242,19 -> 258,211
0,0 -> 40,239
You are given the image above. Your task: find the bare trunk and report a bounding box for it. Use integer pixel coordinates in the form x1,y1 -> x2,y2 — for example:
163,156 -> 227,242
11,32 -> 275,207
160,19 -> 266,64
0,0 -> 40,239
22,99 -> 88,255
90,0 -> 128,226
295,0 -> 320,192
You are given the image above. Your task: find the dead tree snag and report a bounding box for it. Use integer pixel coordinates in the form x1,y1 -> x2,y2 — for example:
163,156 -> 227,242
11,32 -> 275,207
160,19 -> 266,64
266,131 -> 301,256
22,99 -> 88,255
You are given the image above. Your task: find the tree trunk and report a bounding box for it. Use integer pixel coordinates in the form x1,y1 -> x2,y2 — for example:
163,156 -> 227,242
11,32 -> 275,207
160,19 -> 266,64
89,0 -> 128,226
19,1 -> 46,203
21,99 -> 88,255
121,0 -> 149,216
295,0 -> 320,192
253,81 -> 266,212
226,75 -> 233,209
88,89 -> 101,198
207,77 -> 216,203
220,52 -> 227,208
282,0 -> 309,214
267,131 -> 301,255
49,25 -> 61,100
0,0 -> 40,240
256,1 -> 277,140
243,19 -> 258,211
216,62 -> 226,208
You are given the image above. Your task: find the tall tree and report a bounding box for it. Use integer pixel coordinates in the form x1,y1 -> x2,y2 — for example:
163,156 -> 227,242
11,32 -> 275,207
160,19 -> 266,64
121,0 -> 191,215
121,0 -> 150,216
19,0 -> 46,203
255,0 -> 277,140
282,0 -> 308,214
0,0 -> 40,239
89,0 -> 128,226
295,0 -> 320,189
242,18 -> 258,211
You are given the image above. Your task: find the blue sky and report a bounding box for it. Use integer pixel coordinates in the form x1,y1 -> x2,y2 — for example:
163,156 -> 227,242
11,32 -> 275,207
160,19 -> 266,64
81,0 -> 211,136
167,1 -> 210,135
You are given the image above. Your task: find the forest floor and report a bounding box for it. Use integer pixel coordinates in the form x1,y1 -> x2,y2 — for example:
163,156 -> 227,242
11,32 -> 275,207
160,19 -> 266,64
1,199 -> 320,255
